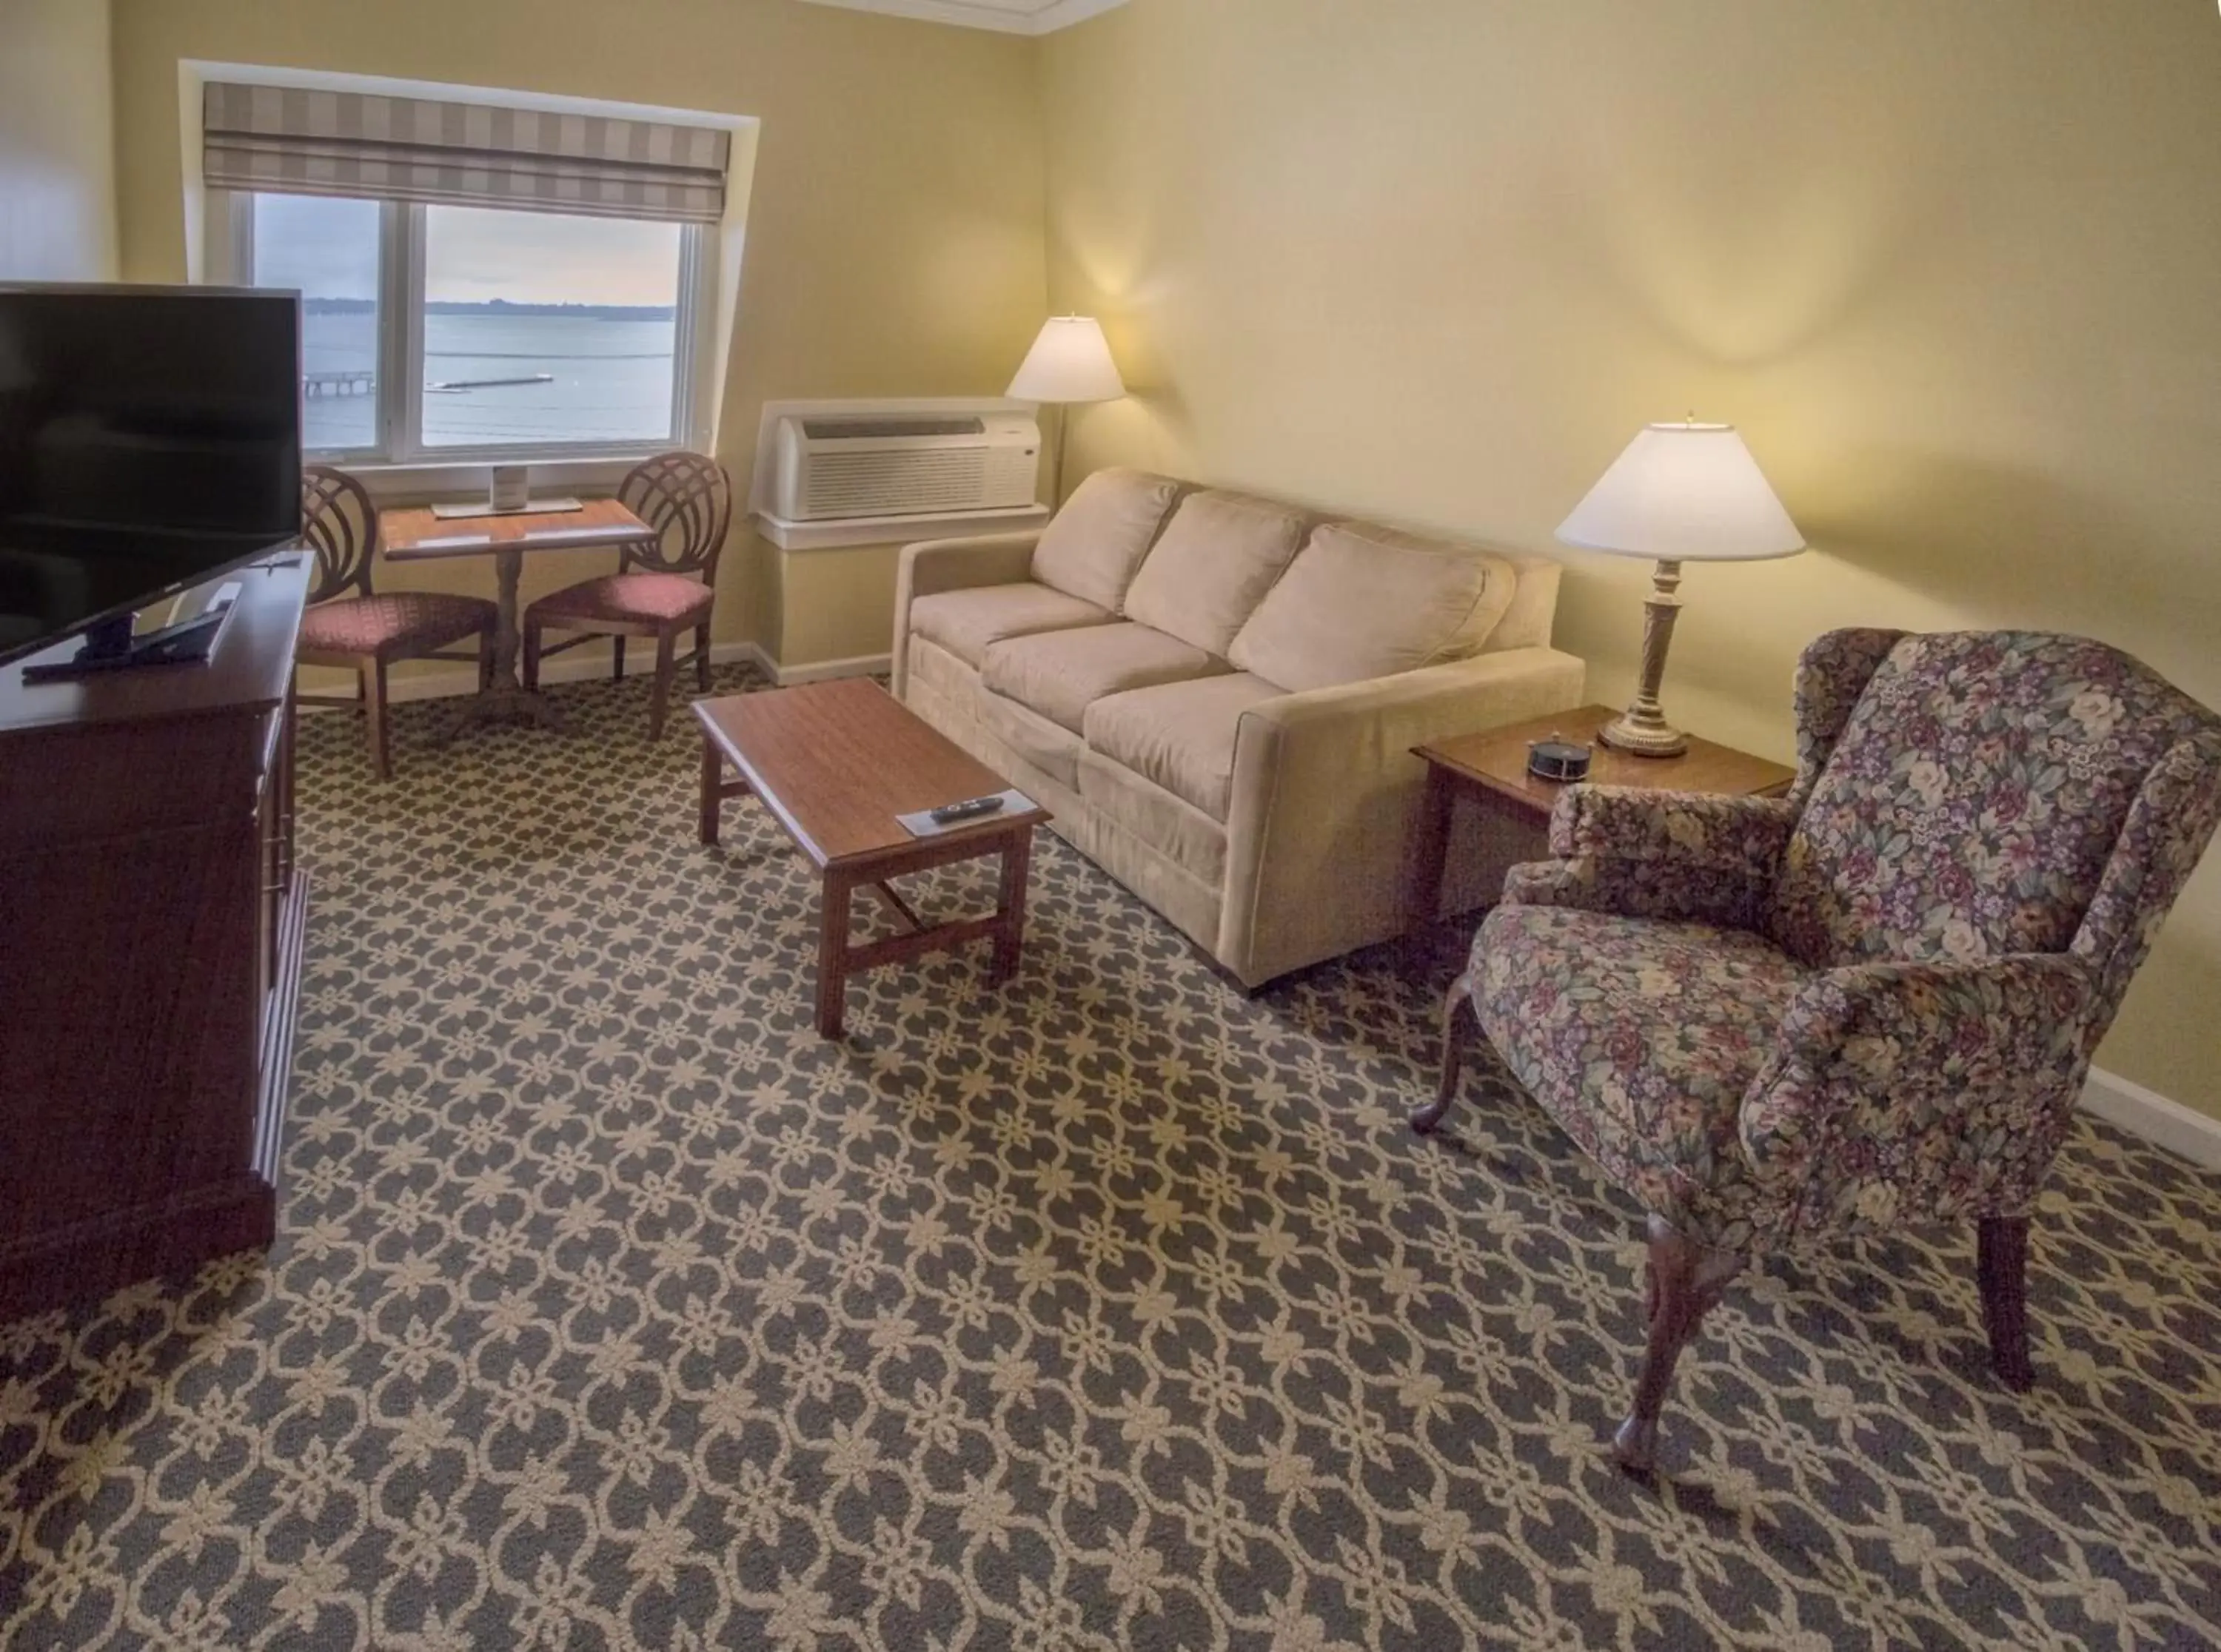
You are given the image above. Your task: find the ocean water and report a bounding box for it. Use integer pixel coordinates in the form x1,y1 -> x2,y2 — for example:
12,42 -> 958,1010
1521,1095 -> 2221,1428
303,312 -> 677,452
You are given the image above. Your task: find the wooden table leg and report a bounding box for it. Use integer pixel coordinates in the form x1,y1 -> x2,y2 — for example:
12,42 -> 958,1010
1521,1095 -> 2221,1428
1406,764 -> 1458,934
700,738 -> 723,845
817,870 -> 854,1038
989,827 -> 1032,987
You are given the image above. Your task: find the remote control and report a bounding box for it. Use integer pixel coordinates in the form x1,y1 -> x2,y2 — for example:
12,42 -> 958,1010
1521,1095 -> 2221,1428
929,794 -> 1007,825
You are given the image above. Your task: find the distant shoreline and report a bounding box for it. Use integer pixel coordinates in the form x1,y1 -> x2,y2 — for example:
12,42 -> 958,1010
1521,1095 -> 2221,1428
302,298 -> 675,321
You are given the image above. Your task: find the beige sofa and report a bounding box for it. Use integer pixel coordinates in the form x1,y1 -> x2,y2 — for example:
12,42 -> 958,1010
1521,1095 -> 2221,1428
892,469 -> 1586,986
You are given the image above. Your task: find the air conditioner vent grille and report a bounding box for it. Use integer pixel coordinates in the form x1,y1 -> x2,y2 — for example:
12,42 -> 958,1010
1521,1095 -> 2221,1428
805,449 -> 997,517
802,417 -> 986,440
772,408 -> 1040,520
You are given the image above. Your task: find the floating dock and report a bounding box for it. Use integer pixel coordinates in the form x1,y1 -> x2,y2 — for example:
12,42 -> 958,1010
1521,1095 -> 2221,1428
426,374 -> 556,394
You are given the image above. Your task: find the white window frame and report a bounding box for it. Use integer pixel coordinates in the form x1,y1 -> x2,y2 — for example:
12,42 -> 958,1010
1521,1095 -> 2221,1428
229,190 -> 714,469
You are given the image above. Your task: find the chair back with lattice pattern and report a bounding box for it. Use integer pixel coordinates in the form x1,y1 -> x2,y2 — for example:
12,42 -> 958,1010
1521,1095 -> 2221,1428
299,464 -> 380,603
617,451 -> 732,580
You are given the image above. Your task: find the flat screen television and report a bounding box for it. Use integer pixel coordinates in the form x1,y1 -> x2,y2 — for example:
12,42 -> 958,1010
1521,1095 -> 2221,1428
0,284 -> 302,673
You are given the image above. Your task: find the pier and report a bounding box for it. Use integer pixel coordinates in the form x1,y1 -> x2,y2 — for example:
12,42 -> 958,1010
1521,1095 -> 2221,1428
304,369 -> 375,399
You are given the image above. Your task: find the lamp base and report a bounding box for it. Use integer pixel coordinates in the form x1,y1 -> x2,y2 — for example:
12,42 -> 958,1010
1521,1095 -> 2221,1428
1601,557 -> 1692,759
1598,707 -> 1689,759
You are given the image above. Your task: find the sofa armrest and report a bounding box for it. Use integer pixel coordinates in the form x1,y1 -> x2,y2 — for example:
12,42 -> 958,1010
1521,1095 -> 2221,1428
1737,953 -> 2097,1246
891,531 -> 1043,695
1218,646 -> 1587,984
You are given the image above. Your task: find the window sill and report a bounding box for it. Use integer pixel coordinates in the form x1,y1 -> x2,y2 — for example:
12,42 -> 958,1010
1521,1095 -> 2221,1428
754,504 -> 1051,552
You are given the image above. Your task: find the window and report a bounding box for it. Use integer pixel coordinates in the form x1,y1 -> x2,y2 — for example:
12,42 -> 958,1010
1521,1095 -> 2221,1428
244,193 -> 702,463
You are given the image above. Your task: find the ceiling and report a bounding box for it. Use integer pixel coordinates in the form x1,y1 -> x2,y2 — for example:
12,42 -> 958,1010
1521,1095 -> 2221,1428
793,0 -> 1125,35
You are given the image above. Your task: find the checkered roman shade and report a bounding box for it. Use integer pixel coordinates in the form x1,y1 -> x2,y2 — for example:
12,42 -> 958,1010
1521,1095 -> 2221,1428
202,82 -> 730,224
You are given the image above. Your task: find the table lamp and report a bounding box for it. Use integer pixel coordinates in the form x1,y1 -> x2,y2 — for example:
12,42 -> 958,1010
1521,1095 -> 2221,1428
1008,316 -> 1126,504
1556,420 -> 1807,756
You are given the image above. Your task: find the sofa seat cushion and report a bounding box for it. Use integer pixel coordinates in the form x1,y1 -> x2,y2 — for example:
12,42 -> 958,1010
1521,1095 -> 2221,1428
1079,749 -> 1230,887
1083,673 -> 1284,822
1122,491 -> 1313,657
1030,468 -> 1187,612
980,622 -> 1227,735
976,689 -> 1083,791
908,582 -> 1114,670
1230,522 -> 1517,692
1473,905 -> 1809,1241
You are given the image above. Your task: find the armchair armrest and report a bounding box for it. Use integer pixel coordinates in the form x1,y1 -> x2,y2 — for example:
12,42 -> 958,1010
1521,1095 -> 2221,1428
1219,645 -> 1586,983
1737,953 -> 2097,1245
1501,790 -> 1798,928
891,531 -> 1044,695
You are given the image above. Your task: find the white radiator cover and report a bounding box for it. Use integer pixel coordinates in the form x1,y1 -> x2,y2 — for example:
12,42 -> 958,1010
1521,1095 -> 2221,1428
771,411 -> 1041,522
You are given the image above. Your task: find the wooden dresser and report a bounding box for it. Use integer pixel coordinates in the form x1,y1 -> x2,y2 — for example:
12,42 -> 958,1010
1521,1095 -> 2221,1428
0,554 -> 309,1318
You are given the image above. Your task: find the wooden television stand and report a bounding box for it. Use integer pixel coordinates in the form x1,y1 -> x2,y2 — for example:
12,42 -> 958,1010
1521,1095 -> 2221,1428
0,554 -> 310,1319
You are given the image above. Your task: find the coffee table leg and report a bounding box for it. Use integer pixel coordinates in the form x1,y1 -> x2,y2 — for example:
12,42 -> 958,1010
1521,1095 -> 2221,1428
990,828 -> 1032,987
817,870 -> 854,1038
700,738 -> 723,845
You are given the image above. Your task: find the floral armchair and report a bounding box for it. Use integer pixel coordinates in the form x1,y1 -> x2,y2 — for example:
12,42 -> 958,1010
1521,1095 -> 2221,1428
1420,629 -> 2221,1473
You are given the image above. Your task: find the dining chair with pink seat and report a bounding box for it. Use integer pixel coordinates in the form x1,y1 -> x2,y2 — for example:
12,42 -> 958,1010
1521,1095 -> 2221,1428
520,451 -> 733,741
294,464 -> 498,780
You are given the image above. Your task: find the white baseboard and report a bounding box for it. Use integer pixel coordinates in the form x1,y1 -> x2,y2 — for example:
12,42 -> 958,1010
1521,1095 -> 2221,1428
342,640 -> 768,706
2081,1067 -> 2221,1169
766,650 -> 892,685
310,640 -> 889,708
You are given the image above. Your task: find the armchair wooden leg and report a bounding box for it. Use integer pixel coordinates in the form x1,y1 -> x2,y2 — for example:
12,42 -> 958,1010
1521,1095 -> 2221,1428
478,627 -> 495,694
1613,1215 -> 1741,1476
1977,1216 -> 2035,1391
694,620 -> 712,691
364,659 -> 392,782
1413,967 -> 1478,1135
612,636 -> 626,682
522,621 -> 543,693
648,631 -> 677,742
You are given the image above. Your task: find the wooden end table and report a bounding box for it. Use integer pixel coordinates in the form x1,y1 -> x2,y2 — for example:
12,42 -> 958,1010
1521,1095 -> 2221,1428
382,497 -> 657,736
1406,703 -> 1795,930
694,679 -> 1049,1038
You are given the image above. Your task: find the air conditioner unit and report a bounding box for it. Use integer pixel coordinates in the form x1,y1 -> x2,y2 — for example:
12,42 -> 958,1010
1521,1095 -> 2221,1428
770,412 -> 1041,522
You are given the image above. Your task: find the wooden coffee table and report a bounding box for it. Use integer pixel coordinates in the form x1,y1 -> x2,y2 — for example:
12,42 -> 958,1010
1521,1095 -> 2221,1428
694,679 -> 1049,1038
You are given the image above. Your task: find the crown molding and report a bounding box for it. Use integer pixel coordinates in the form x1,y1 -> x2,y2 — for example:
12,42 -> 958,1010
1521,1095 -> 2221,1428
791,0 -> 1125,36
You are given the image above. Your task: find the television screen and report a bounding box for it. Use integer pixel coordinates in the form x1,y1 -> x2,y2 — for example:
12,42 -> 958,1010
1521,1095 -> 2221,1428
0,285 -> 302,668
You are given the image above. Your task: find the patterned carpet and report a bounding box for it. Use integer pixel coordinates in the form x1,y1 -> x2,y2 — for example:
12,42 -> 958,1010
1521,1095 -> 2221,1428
4,664 -> 2220,1650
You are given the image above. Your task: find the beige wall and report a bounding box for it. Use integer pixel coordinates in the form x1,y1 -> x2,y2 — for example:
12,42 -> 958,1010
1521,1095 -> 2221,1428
1039,0 -> 2221,1116
0,0 -> 118,281
107,0 -> 1048,675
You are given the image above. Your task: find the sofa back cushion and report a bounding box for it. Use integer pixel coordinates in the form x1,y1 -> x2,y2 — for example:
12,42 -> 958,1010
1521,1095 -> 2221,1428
1766,631 -> 2220,971
1030,469 -> 1185,613
1122,491 -> 1313,657
1227,522 -> 1515,692
1481,553 -> 1563,653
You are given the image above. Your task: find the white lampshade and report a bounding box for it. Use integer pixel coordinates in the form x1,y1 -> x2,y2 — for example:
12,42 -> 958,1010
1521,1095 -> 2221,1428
1008,316 -> 1126,405
1557,422 -> 1806,563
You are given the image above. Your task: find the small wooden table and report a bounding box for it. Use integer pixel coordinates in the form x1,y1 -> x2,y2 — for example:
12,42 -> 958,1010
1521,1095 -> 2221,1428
1407,703 -> 1796,930
382,498 -> 657,733
694,679 -> 1049,1038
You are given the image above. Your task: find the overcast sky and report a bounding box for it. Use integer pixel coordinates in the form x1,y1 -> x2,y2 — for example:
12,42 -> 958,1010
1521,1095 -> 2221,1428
252,195 -> 681,307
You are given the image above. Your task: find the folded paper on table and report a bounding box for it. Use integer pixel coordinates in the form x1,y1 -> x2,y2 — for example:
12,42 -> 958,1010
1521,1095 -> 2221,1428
896,789 -> 1036,840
